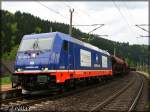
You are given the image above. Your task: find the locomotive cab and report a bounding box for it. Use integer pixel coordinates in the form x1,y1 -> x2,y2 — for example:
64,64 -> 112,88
13,32 -> 62,91
15,33 -> 55,71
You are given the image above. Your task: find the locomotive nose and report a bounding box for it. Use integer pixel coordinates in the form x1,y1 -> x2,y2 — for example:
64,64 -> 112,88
16,50 -> 52,71
25,50 -> 43,58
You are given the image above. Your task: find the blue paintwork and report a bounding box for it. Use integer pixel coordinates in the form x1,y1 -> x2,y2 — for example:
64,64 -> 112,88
15,32 -> 112,71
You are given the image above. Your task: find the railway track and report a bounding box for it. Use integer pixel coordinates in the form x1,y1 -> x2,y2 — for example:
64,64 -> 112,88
1,72 -> 146,112
27,73 -> 134,111
0,76 -> 120,111
29,72 -> 144,111
90,73 -> 144,111
0,89 -> 22,100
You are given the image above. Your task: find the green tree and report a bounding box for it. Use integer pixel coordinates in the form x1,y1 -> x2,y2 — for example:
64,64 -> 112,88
35,26 -> 42,33
1,9 -> 148,67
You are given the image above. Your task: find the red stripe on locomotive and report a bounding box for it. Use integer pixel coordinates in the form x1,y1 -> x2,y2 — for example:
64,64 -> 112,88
15,70 -> 112,83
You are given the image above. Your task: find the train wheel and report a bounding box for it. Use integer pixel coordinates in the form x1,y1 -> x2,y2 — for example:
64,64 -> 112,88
94,77 -> 100,83
72,79 -> 77,89
85,78 -> 90,85
98,77 -> 102,82
57,83 -> 65,93
64,79 -> 76,91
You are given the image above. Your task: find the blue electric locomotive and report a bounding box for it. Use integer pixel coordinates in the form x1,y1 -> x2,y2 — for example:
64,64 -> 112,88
12,32 -> 112,92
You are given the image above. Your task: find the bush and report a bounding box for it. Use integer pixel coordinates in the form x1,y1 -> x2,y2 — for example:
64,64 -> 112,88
0,75 -> 11,85
2,45 -> 19,60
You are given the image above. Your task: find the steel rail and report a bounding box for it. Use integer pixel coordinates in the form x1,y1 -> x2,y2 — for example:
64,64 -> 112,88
128,79 -> 144,111
0,96 -> 24,104
90,78 -> 135,111
0,79 -> 112,111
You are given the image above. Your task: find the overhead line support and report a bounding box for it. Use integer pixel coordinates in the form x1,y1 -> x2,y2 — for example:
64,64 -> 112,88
69,9 -> 74,36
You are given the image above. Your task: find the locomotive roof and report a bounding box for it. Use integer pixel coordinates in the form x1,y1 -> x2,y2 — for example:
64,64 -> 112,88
23,32 -> 110,56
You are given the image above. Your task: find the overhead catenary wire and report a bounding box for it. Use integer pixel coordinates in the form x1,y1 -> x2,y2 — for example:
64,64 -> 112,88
123,1 -> 149,46
62,2 -> 101,32
63,2 -> 91,19
61,2 -> 108,37
138,24 -> 150,26
36,1 -> 87,32
63,2 -> 72,9
62,2 -> 94,29
36,1 -> 68,19
140,35 -> 150,38
36,1 -> 106,40
123,2 -> 141,36
88,24 -> 105,41
135,24 -> 149,33
88,24 -> 104,34
112,0 -> 138,38
135,24 -> 149,39
135,23 -> 150,75
122,2 -> 143,44
62,2 -> 79,24
73,24 -> 104,26
51,2 -> 92,31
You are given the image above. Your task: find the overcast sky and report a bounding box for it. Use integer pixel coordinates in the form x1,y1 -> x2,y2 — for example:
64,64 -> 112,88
2,1 -> 149,45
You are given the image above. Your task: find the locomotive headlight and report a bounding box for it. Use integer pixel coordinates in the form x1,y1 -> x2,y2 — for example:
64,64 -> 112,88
45,68 -> 48,70
17,68 -> 23,72
41,67 -> 48,71
44,67 -> 48,71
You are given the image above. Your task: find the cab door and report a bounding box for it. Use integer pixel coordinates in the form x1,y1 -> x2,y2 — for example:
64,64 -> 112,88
60,40 -> 69,70
68,42 -> 75,69
60,41 -> 74,70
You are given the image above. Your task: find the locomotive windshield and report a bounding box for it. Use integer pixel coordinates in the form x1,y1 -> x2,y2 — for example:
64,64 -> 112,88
19,37 -> 53,51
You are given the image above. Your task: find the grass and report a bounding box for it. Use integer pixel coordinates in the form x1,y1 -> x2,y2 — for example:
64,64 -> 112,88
145,79 -> 150,110
0,76 -> 12,85
148,81 -> 150,110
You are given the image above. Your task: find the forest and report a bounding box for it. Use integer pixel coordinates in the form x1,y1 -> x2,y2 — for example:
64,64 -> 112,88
1,10 -> 148,69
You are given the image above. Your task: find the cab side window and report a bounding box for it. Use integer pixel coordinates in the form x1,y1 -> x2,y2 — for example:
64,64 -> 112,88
63,41 -> 68,51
